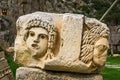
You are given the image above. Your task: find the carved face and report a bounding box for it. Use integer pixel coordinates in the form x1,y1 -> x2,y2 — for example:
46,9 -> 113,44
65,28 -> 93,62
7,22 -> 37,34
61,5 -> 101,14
26,27 -> 48,59
93,38 -> 109,67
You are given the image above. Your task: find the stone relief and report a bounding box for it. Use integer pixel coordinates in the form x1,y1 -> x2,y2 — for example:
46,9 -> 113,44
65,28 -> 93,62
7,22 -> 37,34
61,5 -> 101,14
14,12 -> 109,73
24,18 -> 57,60
80,18 -> 109,72
14,14 -> 59,68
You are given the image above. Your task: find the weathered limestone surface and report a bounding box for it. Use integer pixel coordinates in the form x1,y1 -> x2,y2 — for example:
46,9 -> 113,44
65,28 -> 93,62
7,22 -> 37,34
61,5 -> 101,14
14,12 -> 109,74
16,67 -> 103,80
0,51 -> 14,80
14,11 -> 110,80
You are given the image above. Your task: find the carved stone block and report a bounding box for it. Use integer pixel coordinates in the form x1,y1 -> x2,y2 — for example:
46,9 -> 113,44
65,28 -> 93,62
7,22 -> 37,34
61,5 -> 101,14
16,67 -> 103,80
14,12 -> 109,73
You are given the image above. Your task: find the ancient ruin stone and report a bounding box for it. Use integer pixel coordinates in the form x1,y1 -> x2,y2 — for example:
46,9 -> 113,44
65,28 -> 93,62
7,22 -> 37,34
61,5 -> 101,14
14,11 -> 109,80
14,12 -> 109,74
0,51 -> 14,80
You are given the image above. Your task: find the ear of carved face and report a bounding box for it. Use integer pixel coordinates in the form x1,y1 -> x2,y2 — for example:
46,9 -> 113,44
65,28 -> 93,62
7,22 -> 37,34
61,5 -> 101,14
26,27 -> 48,59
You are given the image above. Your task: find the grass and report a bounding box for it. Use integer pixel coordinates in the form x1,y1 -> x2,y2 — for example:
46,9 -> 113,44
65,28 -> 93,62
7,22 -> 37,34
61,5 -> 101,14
101,56 -> 120,80
102,67 -> 120,80
5,53 -> 19,77
106,56 -> 120,65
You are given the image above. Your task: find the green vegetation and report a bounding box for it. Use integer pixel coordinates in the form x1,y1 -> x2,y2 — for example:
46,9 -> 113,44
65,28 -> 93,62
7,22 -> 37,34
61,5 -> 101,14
102,67 -> 120,80
106,56 -> 120,65
5,53 -> 19,77
80,0 -> 120,25
101,56 -> 120,80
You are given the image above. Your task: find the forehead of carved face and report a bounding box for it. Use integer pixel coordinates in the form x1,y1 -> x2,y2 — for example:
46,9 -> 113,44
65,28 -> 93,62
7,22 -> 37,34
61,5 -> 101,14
26,27 -> 48,59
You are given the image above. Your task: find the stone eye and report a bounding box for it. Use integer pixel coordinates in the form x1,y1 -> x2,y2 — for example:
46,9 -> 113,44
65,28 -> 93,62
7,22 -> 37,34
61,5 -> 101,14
97,45 -> 107,52
29,31 -> 35,37
40,34 -> 47,39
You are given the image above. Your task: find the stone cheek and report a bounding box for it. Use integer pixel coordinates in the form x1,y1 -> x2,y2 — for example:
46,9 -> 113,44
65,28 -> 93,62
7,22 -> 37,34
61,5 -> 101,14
14,12 -> 109,73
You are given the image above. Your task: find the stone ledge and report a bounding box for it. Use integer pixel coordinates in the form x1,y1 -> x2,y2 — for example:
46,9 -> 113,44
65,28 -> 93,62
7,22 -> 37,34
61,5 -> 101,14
16,67 -> 103,80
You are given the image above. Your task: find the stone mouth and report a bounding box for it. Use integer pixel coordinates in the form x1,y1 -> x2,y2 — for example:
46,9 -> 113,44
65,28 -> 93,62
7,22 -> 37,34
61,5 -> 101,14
31,44 -> 39,49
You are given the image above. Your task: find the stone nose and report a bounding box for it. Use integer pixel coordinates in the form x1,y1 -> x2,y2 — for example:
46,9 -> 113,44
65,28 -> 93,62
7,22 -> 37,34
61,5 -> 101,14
33,36 -> 39,43
33,40 -> 39,43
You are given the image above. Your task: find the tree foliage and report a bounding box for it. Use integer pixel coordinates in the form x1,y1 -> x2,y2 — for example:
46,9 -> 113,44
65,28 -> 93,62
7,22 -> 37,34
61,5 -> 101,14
79,0 -> 120,25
